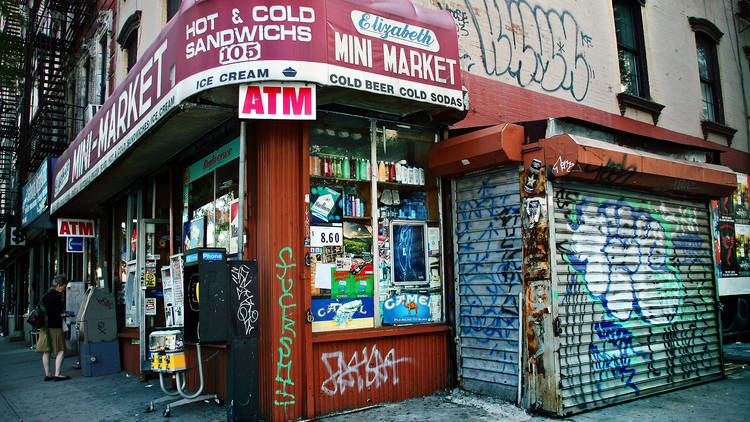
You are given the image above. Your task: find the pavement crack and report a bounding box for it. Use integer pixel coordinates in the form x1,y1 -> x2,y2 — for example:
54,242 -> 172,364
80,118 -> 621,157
0,389 -> 22,421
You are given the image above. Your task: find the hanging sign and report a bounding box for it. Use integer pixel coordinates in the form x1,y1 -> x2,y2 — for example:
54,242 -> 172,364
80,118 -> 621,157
238,82 -> 316,120
66,237 -> 84,253
57,218 -> 95,237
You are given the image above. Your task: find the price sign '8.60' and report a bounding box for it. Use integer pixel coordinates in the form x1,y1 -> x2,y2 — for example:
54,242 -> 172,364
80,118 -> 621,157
310,226 -> 343,247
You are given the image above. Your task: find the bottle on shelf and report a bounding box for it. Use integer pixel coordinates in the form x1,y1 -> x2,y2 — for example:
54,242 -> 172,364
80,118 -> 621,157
343,157 -> 351,179
378,161 -> 386,182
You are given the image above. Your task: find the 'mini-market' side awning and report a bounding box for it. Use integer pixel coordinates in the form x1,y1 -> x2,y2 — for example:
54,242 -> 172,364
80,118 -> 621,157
50,0 -> 464,213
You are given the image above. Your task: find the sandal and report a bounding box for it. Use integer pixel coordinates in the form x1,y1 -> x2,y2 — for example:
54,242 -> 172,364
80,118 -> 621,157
53,375 -> 71,381
44,376 -> 54,382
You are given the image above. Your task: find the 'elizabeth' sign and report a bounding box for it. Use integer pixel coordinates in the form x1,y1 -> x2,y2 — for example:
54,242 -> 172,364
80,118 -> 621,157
238,83 -> 316,120
57,218 -> 96,238
50,0 -> 462,213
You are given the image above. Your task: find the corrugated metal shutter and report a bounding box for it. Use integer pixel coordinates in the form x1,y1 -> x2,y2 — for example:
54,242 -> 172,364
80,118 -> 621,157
452,166 -> 522,401
552,182 -> 724,414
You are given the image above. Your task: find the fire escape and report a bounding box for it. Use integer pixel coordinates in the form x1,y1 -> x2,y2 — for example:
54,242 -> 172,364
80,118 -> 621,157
0,4 -> 24,226
0,0 -> 94,226
27,0 -> 95,178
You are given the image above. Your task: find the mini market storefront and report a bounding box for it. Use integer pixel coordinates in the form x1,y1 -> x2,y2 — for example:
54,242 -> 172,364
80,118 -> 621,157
49,1 -> 465,420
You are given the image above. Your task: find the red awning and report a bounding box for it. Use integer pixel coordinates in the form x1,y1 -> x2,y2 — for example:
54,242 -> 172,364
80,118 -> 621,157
533,134 -> 736,198
428,124 -> 523,177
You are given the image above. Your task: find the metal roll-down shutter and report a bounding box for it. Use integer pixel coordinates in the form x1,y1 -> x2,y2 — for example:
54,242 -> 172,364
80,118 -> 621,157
552,182 -> 723,414
452,166 -> 522,401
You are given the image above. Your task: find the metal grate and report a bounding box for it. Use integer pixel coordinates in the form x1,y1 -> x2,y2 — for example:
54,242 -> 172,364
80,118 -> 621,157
452,166 -> 523,401
552,182 -> 723,414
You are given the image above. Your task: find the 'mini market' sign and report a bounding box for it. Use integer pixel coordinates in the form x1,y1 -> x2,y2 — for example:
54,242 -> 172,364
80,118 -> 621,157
51,0 -> 463,213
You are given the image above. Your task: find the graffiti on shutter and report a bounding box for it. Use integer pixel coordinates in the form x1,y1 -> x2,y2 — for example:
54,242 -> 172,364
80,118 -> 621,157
552,182 -> 723,414
452,167 -> 522,401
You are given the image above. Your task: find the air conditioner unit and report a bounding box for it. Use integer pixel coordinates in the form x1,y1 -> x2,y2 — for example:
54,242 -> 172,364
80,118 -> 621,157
84,103 -> 102,123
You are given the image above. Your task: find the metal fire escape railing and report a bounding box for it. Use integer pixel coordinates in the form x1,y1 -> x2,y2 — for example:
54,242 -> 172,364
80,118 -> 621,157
0,0 -> 94,226
28,0 -> 95,172
0,3 -> 24,226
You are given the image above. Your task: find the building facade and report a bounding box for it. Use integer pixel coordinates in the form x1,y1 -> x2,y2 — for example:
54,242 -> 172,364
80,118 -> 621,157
1,0 -> 749,420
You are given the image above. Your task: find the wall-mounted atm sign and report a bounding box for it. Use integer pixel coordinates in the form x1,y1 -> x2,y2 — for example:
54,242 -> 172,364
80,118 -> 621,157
238,83 -> 316,120
57,218 -> 96,237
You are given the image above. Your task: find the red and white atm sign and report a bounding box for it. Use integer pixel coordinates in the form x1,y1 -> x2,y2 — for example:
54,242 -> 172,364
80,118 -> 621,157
57,218 -> 95,237
238,82 -> 316,120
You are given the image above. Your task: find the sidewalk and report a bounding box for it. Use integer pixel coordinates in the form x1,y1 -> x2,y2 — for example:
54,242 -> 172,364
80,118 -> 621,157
0,337 -> 225,422
1,336 -> 748,422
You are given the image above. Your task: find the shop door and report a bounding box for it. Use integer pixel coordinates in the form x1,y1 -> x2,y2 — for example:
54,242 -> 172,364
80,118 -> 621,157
552,182 -> 724,414
451,166 -> 522,401
137,218 -> 170,372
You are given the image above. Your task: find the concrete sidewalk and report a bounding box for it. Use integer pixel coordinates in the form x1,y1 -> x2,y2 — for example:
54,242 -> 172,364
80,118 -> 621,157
1,336 -> 748,422
0,337 -> 225,421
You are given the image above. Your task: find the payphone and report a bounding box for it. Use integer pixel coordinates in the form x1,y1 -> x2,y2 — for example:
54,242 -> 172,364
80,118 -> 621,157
183,248 -> 229,344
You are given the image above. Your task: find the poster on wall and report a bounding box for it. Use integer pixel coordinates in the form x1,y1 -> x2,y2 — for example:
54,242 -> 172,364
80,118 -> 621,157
390,221 -> 428,285
194,203 -> 215,247
330,258 -> 374,298
229,199 -> 239,254
713,173 -> 750,280
343,221 -> 372,255
184,217 -> 205,250
737,225 -> 750,277
161,266 -> 175,327
169,254 -> 185,327
382,293 -> 431,324
145,297 -> 157,316
736,173 -> 749,225
215,193 -> 232,252
311,297 -> 374,332
310,186 -> 343,225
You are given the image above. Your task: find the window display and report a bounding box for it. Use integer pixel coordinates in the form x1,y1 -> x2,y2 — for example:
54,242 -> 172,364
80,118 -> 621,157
308,112 -> 443,333
184,137 -> 240,254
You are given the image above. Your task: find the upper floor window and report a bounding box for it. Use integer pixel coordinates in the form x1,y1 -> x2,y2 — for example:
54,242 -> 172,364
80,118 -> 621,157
689,17 -> 724,123
99,35 -> 107,104
613,0 -> 649,98
117,11 -> 141,74
167,0 -> 182,22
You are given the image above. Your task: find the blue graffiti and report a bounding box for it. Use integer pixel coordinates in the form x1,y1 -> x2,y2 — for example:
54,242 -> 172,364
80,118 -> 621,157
590,319 -> 648,394
564,198 -> 684,325
456,176 -> 522,379
465,0 -> 592,101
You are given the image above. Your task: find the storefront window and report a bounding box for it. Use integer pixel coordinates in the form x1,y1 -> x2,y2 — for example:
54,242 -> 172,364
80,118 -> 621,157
184,137 -> 240,254
309,112 -> 443,332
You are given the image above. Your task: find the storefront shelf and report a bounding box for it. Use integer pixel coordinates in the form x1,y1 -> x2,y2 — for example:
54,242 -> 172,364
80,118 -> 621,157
309,175 -> 427,192
311,323 -> 449,343
343,215 -> 370,221
378,181 -> 427,191
310,175 -> 369,185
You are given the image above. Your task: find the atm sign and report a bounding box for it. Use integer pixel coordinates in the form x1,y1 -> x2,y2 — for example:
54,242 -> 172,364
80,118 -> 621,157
57,218 -> 96,237
238,82 -> 316,120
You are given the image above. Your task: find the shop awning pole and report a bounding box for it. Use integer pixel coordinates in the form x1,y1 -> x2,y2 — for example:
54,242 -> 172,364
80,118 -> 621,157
371,120 -> 380,326
238,121 -> 246,258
